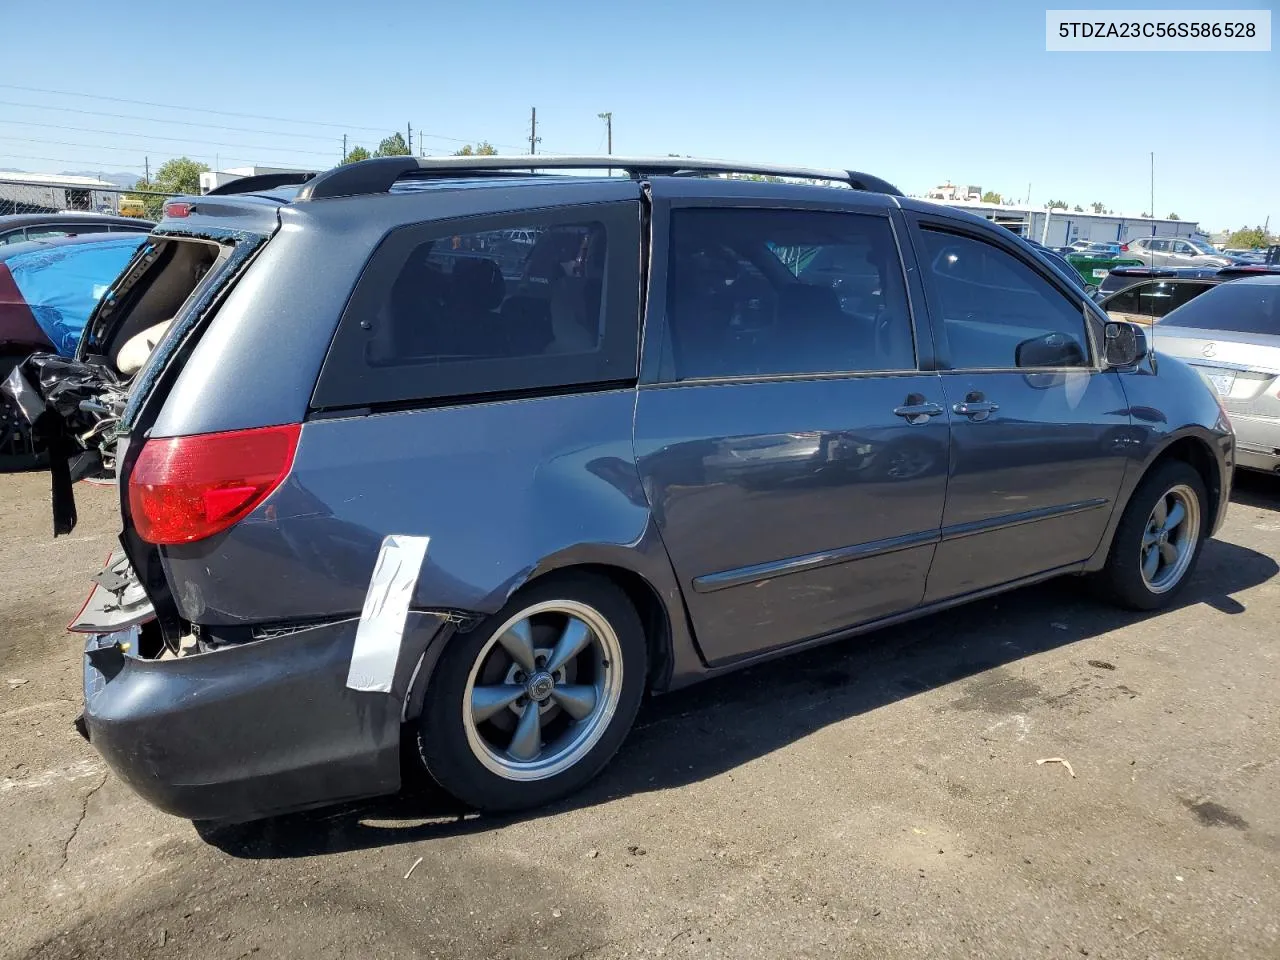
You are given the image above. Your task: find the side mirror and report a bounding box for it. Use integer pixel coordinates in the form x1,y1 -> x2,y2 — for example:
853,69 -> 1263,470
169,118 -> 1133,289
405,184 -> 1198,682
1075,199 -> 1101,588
1104,321 -> 1148,367
1084,282 -> 1100,297
1015,332 -> 1087,368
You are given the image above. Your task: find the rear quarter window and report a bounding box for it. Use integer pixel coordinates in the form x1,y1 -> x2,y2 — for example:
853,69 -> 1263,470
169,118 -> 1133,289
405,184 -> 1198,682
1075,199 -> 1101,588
313,202 -> 641,409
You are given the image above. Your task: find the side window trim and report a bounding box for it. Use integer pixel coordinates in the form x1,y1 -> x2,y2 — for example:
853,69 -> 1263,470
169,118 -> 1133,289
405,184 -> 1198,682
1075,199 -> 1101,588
646,203 -> 922,386
905,214 -> 1103,372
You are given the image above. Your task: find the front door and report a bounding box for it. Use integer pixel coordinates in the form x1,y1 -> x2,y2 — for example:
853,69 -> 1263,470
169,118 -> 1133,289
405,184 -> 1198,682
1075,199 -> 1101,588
907,219 -> 1132,602
634,201 -> 949,666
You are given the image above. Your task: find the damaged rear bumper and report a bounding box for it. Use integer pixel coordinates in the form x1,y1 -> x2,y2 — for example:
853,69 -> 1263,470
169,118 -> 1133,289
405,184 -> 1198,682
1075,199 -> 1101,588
81,612 -> 449,822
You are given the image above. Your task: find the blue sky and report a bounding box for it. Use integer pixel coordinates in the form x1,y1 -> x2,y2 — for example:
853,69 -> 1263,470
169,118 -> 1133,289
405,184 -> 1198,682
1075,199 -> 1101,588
2,0 -> 1276,231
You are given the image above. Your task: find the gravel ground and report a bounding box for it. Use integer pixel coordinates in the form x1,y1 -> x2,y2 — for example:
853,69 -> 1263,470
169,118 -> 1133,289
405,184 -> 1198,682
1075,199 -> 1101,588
2,469 -> 1278,960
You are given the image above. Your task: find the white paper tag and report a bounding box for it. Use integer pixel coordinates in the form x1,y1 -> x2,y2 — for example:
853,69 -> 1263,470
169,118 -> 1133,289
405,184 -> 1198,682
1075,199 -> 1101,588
346,534 -> 430,693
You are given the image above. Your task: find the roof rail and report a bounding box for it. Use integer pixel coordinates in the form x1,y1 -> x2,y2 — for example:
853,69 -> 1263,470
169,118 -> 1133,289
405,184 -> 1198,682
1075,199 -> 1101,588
205,171 -> 318,196
293,155 -> 902,201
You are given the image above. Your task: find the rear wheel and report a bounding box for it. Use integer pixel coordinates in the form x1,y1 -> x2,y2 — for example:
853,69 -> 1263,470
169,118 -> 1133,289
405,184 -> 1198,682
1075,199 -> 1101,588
417,572 -> 646,812
1097,460 -> 1208,610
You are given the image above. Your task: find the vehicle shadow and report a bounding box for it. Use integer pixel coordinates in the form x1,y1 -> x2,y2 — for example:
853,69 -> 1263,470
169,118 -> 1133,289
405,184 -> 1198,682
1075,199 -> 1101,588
1230,470 -> 1280,512
201,536 -> 1277,859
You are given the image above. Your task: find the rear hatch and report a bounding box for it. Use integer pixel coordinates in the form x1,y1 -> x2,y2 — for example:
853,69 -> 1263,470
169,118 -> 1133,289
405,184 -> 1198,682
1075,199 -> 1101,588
44,197 -> 286,641
1151,325 -> 1280,415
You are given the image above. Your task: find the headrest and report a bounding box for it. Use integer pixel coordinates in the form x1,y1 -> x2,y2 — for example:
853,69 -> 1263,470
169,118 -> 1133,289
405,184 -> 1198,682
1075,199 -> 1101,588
449,257 -> 505,311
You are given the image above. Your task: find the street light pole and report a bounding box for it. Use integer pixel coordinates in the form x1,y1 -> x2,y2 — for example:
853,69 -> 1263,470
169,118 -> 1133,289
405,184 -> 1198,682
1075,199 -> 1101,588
598,112 -> 612,175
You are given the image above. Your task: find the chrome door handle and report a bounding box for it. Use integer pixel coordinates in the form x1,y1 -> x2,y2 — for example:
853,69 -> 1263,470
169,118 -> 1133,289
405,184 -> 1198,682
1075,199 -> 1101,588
893,401 -> 944,424
953,400 -> 999,421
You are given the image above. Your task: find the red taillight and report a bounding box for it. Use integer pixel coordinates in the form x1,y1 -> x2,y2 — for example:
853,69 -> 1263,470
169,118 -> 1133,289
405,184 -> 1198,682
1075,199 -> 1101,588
128,424 -> 301,545
1119,243 -> 1129,252
164,201 -> 192,218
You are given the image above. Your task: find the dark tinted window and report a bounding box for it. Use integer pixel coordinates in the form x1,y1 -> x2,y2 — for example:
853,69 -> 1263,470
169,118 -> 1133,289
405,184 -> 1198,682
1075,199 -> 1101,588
313,203 -> 641,409
1104,279 -> 1215,319
1162,281 -> 1279,335
919,229 -> 1090,369
664,208 -> 913,380
1099,271 -> 1149,295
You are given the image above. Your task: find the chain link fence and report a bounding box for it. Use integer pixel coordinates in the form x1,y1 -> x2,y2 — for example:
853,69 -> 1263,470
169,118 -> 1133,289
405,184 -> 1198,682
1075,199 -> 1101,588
0,179 -> 175,223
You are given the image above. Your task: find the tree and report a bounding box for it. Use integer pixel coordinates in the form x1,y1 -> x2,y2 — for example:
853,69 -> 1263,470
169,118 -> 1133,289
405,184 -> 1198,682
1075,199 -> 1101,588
1141,212 -> 1151,218
127,156 -> 209,217
1167,212 -> 1180,221
453,142 -> 498,156
375,133 -> 410,157
1044,199 -> 1068,210
342,145 -> 371,164
981,191 -> 1003,204
1091,201 -> 1106,214
1073,205 -> 1084,212
1227,226 -> 1269,249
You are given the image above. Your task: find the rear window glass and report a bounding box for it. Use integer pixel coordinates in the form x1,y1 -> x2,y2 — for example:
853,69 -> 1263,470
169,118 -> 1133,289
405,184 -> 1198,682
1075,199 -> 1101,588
313,203 -> 641,409
1161,281 -> 1279,335
1104,280 -> 1215,319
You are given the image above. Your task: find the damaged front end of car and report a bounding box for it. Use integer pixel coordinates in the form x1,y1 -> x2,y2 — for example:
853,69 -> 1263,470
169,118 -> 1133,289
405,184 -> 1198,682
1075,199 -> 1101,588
3,353 -> 129,530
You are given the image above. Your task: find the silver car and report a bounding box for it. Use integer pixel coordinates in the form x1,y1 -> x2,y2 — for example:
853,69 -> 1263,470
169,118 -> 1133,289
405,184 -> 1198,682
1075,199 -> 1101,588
1124,236 -> 1231,268
1152,274 -> 1280,473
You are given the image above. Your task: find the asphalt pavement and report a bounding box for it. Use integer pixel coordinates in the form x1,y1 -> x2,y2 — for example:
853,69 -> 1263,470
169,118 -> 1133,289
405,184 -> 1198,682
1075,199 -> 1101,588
2,470 -> 1278,959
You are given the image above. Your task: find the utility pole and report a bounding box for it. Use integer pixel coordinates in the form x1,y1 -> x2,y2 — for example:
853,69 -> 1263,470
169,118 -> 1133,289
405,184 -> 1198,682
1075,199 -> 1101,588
407,123 -> 413,156
144,156 -> 150,184
343,135 -> 347,163
598,111 -> 612,175
529,107 -> 540,155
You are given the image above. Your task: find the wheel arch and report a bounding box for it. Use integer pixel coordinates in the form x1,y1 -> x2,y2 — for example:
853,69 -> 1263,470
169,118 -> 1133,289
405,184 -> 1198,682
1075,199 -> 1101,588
1088,426 -> 1228,573
1149,433 -> 1224,532
401,546 -> 696,725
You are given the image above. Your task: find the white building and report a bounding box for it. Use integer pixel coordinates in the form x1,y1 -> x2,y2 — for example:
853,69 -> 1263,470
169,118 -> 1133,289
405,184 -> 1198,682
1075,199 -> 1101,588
922,195 -> 1202,247
0,172 -> 121,215
198,165 -> 313,194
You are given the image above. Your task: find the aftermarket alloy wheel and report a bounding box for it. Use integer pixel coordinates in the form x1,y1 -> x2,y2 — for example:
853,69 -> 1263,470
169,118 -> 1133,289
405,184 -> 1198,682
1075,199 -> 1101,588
418,573 -> 646,812
1098,460 -> 1208,611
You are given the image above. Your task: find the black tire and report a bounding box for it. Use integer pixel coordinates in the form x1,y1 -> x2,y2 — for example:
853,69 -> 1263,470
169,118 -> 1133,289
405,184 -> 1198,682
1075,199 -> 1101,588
417,571 -> 647,812
1096,459 -> 1209,611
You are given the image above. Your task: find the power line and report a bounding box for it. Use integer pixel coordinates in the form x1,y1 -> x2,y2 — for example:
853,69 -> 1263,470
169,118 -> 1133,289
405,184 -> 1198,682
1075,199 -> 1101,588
0,136 -> 310,170
0,118 -> 339,157
0,150 -> 153,169
0,88 -> 542,154
0,82 -> 391,134
0,98 -> 346,143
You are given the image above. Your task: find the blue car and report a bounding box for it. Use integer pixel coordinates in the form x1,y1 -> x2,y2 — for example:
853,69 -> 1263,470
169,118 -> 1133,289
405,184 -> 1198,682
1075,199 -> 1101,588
0,233 -> 147,360
0,233 -> 146,462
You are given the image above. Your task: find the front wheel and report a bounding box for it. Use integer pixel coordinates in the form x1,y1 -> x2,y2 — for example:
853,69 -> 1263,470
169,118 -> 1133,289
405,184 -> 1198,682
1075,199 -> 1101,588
417,572 -> 647,812
1097,460 -> 1208,611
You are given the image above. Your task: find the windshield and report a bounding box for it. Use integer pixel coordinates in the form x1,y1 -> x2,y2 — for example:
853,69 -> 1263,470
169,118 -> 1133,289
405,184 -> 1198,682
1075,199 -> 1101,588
1188,240 -> 1218,256
1162,281 -> 1279,335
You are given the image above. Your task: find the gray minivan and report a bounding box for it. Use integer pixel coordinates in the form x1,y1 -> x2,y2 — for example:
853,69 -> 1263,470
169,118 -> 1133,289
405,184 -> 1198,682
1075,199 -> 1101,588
41,156 -> 1233,822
